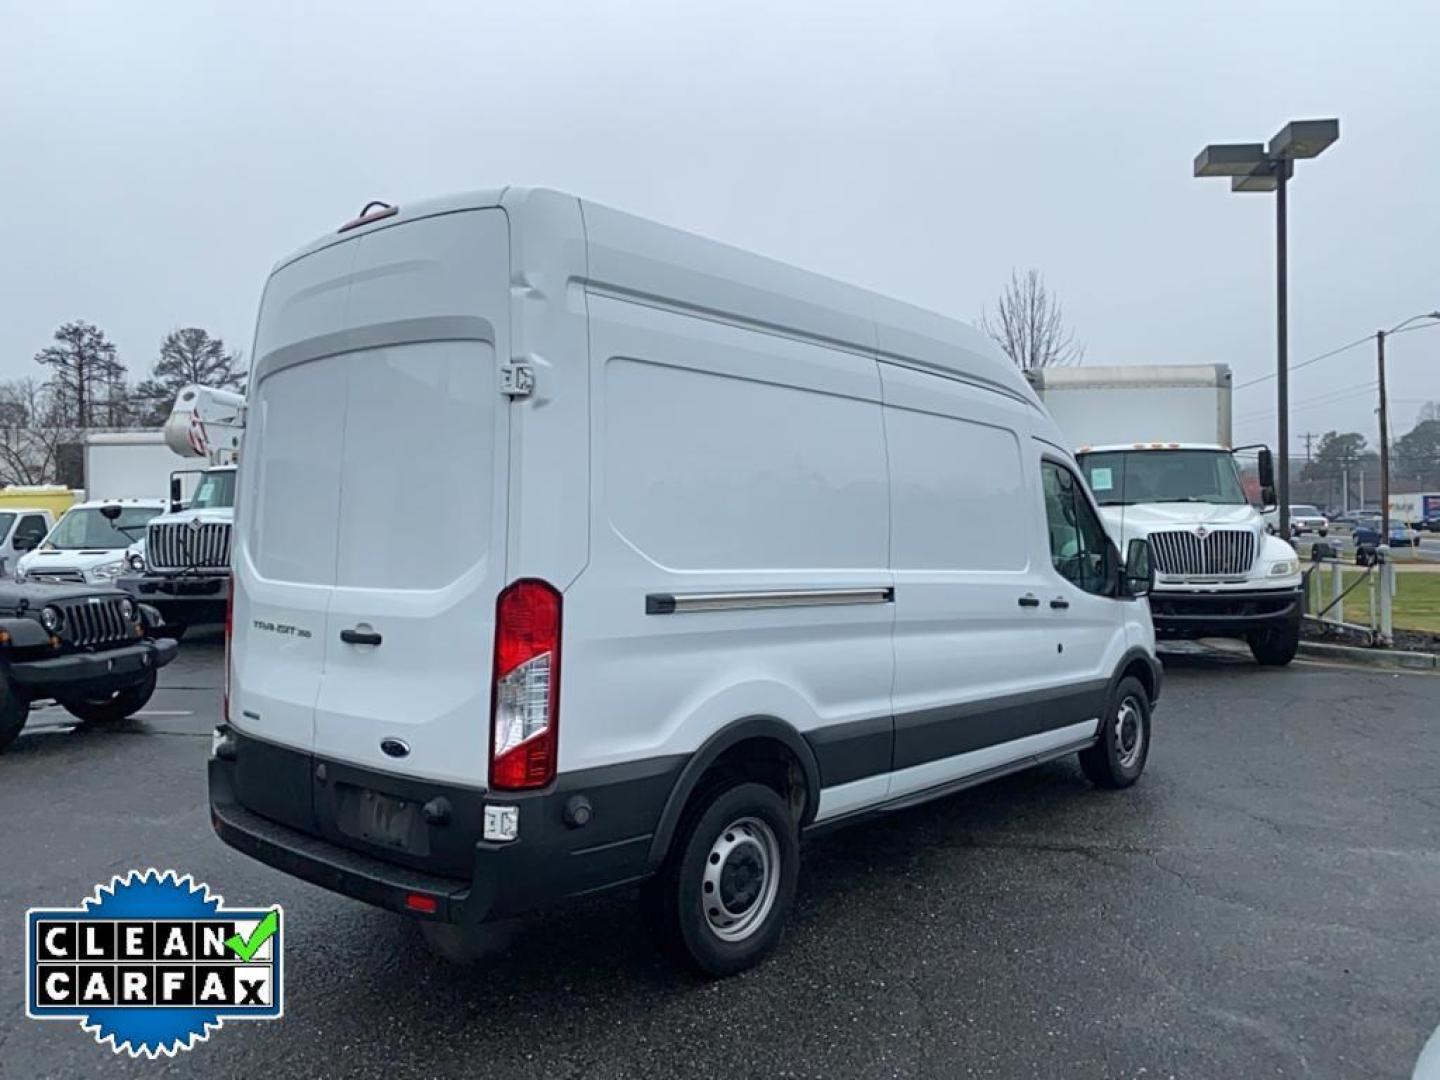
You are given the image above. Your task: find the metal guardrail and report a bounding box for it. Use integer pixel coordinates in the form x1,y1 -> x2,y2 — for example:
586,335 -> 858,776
1302,542 -> 1398,646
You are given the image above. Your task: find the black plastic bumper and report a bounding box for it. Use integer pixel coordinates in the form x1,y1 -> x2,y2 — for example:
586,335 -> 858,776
1149,588 -> 1301,637
209,729 -> 680,925
119,575 -> 229,627
8,637 -> 178,690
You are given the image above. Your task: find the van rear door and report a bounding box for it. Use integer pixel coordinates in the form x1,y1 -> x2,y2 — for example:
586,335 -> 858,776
234,209 -> 511,803
311,211 -> 511,788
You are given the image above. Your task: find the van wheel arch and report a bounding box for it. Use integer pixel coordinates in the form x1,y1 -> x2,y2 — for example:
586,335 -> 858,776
1112,647 -> 1160,706
645,716 -> 820,872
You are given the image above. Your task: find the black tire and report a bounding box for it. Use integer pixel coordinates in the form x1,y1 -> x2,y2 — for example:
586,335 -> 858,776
652,781 -> 798,977
1078,676 -> 1151,789
0,672 -> 27,753
1247,616 -> 1300,667
60,669 -> 157,726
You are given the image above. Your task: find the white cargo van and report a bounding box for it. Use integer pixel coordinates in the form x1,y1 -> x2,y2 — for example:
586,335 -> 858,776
211,189 -> 1163,975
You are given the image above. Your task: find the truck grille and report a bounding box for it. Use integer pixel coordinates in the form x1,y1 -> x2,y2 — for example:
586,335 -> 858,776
1149,529 -> 1256,577
56,596 -> 133,647
147,521 -> 232,572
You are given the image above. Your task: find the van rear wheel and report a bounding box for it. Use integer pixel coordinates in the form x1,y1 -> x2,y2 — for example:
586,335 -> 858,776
654,781 -> 798,977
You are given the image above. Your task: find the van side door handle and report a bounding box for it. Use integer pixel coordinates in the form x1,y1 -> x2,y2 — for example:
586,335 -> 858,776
340,627 -> 383,646
1018,595 -> 1041,608
1050,598 -> 1070,610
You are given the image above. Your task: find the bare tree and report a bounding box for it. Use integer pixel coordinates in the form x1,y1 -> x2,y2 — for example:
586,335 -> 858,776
0,377 -> 78,486
979,268 -> 1085,370
33,321 -> 127,428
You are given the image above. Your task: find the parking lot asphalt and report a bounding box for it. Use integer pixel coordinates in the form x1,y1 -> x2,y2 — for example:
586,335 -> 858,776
2,640 -> 1438,1079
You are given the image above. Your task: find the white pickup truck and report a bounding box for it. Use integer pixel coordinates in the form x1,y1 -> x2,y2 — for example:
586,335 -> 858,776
0,509 -> 54,580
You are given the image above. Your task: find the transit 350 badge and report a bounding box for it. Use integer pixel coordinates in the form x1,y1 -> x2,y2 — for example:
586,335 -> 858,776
25,869 -> 283,1057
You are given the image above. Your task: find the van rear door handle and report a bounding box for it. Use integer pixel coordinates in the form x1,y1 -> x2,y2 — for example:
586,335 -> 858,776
340,627 -> 383,646
1018,595 -> 1041,608
1050,598 -> 1070,610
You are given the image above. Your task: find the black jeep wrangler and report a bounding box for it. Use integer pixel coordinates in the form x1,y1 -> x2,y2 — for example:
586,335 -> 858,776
0,581 -> 179,751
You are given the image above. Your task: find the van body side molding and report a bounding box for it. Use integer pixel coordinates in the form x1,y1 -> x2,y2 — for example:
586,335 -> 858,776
645,586 -> 894,615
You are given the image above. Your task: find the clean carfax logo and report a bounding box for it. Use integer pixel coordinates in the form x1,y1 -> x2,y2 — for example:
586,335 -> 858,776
26,869 -> 283,1058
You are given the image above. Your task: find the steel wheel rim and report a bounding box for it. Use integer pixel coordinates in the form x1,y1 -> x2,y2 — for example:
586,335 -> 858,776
1115,695 -> 1144,770
701,815 -> 781,943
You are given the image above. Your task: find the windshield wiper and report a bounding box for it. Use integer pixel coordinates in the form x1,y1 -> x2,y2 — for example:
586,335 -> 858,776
1152,497 -> 1213,504
1096,500 -> 1135,506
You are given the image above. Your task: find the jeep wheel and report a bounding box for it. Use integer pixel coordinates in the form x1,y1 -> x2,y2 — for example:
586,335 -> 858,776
654,781 -> 798,977
0,672 -> 27,752
61,670 -> 157,726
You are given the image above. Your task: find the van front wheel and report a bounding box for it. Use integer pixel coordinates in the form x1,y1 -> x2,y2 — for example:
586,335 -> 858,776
1078,676 -> 1151,789
655,781 -> 798,977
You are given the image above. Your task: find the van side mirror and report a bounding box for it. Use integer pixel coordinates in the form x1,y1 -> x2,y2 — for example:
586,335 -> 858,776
13,533 -> 39,552
1122,538 -> 1154,597
169,474 -> 183,513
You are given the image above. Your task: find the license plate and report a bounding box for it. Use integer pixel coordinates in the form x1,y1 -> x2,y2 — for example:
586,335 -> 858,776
337,786 -> 425,853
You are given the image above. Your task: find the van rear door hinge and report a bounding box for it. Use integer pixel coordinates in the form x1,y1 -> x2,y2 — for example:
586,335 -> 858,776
500,362 -> 535,398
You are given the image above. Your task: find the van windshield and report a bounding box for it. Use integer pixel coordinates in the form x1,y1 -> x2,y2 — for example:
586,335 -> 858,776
1077,449 -> 1249,507
190,470 -> 236,510
45,506 -> 162,549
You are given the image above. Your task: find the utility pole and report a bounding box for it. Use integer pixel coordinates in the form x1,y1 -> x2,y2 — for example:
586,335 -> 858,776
1378,329 -> 1391,537
1301,431 -> 1316,463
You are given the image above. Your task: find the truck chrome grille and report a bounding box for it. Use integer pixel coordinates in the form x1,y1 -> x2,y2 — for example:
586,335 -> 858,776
147,521 -> 232,572
1149,529 -> 1256,577
56,596 -> 132,647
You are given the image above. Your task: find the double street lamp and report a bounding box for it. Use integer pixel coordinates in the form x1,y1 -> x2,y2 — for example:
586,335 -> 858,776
1194,119 -> 1340,541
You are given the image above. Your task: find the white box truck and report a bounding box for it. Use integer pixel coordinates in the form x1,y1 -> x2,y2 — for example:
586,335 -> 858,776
83,431 -> 177,501
1389,492 -> 1440,530
1030,364 -> 1304,665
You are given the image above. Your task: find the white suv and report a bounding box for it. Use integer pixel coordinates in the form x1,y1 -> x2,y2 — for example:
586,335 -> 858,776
210,189 -> 1163,976
1264,504 -> 1329,536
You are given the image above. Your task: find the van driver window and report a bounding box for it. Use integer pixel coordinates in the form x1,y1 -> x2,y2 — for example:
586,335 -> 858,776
1042,461 -> 1111,595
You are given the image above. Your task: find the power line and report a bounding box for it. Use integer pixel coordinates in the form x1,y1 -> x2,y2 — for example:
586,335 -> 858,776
1234,379 -> 1378,423
1234,319 -> 1440,392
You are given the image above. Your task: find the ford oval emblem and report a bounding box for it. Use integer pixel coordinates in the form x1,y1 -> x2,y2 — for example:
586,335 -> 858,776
380,738 -> 410,759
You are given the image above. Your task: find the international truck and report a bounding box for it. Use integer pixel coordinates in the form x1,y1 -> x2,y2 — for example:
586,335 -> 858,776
1029,364 -> 1304,665
118,385 -> 244,632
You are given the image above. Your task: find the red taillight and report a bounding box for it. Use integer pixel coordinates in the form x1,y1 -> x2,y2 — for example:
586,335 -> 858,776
489,579 -> 561,791
404,893 -> 439,915
223,589 -> 234,724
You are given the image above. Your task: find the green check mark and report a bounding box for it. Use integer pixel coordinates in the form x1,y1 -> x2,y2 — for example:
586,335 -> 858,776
225,909 -> 279,962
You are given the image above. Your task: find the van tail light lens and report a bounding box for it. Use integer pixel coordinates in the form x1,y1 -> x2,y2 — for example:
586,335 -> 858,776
490,579 -> 561,791
223,589 -> 234,724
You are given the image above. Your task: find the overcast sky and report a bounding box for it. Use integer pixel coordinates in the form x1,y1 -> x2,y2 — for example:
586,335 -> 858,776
3,0 -> 1437,453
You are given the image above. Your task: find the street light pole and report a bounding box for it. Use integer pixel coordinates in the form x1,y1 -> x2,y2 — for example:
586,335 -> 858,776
1194,119 -> 1339,543
1275,163 -> 1290,539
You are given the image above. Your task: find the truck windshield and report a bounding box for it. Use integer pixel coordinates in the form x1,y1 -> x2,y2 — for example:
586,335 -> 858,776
1077,450 -> 1249,507
190,470 -> 236,510
45,507 -> 162,549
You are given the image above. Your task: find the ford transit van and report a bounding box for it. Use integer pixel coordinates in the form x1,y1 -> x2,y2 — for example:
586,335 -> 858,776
210,188 -> 1161,975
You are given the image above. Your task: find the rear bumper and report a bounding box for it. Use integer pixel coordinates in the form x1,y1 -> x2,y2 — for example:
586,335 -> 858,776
208,728 -> 680,925
1149,587 -> 1300,638
8,637 -> 178,691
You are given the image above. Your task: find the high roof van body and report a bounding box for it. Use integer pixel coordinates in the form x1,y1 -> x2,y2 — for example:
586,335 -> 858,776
210,189 -> 1161,974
